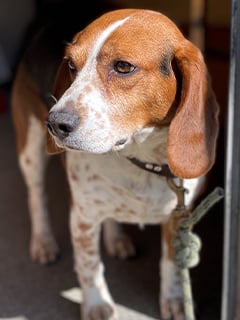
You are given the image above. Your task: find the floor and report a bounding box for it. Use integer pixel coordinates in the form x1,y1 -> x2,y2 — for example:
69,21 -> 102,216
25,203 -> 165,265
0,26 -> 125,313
0,20 -> 228,320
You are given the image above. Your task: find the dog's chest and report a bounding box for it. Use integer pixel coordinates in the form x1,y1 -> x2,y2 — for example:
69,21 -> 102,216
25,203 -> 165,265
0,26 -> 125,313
66,152 -> 203,224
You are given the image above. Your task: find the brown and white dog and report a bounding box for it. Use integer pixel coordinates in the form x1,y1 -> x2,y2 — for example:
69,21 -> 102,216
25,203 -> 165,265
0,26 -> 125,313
11,8 -> 219,320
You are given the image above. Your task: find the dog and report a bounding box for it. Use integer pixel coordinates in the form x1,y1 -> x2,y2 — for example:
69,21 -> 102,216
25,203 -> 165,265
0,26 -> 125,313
11,8 -> 219,320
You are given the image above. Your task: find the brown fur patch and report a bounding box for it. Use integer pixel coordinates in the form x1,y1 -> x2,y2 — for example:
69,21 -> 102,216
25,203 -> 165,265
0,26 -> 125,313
11,62 -> 48,154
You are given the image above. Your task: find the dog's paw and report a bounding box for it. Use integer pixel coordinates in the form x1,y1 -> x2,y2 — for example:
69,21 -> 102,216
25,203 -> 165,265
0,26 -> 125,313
83,303 -> 117,320
105,234 -> 136,260
161,298 -> 185,320
30,233 -> 60,264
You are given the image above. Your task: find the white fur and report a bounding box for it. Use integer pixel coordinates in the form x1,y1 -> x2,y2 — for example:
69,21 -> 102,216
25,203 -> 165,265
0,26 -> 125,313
17,14 -> 208,320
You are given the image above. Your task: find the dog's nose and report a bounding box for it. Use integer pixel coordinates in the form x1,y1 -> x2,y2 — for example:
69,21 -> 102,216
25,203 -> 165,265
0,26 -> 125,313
46,111 -> 80,139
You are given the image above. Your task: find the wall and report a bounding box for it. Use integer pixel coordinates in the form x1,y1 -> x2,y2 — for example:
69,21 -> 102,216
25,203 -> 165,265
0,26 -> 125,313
0,0 -> 231,84
0,0 -> 35,83
112,0 -> 231,26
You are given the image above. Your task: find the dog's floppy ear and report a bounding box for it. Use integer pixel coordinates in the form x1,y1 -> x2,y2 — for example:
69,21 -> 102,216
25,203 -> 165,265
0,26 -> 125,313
46,59 -> 71,155
167,40 -> 219,179
52,58 -> 72,100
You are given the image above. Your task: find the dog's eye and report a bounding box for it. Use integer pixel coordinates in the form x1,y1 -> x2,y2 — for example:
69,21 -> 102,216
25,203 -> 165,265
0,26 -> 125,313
114,61 -> 136,74
65,58 -> 77,79
68,59 -> 76,71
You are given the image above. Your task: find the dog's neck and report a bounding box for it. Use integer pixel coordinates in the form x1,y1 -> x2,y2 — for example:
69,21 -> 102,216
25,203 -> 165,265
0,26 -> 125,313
120,126 -> 169,167
127,157 -> 175,178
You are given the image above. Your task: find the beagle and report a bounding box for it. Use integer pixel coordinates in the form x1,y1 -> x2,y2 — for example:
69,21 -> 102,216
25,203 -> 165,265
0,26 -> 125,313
11,8 -> 219,320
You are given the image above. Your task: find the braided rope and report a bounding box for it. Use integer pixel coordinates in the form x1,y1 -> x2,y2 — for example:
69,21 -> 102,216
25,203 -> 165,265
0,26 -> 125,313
167,179 -> 224,320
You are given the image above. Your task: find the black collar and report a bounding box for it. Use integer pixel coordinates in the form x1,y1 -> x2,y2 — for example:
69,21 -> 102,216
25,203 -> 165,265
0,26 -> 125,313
127,157 -> 175,178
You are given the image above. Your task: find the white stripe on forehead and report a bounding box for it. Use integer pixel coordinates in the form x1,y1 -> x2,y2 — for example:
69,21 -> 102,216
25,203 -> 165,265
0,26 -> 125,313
53,16 -> 130,111
84,16 -> 129,67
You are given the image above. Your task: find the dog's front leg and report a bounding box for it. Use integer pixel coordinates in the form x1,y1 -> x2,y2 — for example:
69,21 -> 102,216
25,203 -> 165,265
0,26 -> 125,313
160,220 -> 185,320
70,206 -> 117,320
18,115 -> 59,264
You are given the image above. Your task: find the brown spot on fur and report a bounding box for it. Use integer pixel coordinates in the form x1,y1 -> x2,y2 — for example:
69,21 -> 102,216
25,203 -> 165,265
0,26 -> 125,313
65,99 -> 75,109
71,173 -> 78,181
78,107 -> 89,120
74,235 -> 93,248
84,85 -> 92,94
94,199 -> 104,205
81,276 -> 93,286
85,249 -> 97,256
25,157 -> 31,165
78,205 -> 84,212
82,259 -> 98,270
88,174 -> 100,181
111,186 -> 124,195
85,129 -> 94,136
77,93 -> 84,103
78,222 -> 92,232
128,209 -> 136,215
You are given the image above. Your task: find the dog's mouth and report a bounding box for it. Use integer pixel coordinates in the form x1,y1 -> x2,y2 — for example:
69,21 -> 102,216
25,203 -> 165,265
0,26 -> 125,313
112,138 -> 129,151
48,129 -> 130,153
64,138 -> 129,153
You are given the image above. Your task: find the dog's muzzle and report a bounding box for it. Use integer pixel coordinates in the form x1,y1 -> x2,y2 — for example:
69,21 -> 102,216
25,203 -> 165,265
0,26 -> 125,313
46,111 -> 80,140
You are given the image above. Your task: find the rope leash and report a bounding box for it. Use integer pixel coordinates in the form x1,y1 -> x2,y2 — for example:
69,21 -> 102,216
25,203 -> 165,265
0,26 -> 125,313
167,178 -> 224,320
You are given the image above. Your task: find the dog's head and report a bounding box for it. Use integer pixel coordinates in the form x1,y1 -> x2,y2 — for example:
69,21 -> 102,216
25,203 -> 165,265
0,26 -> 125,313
46,9 -> 219,179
